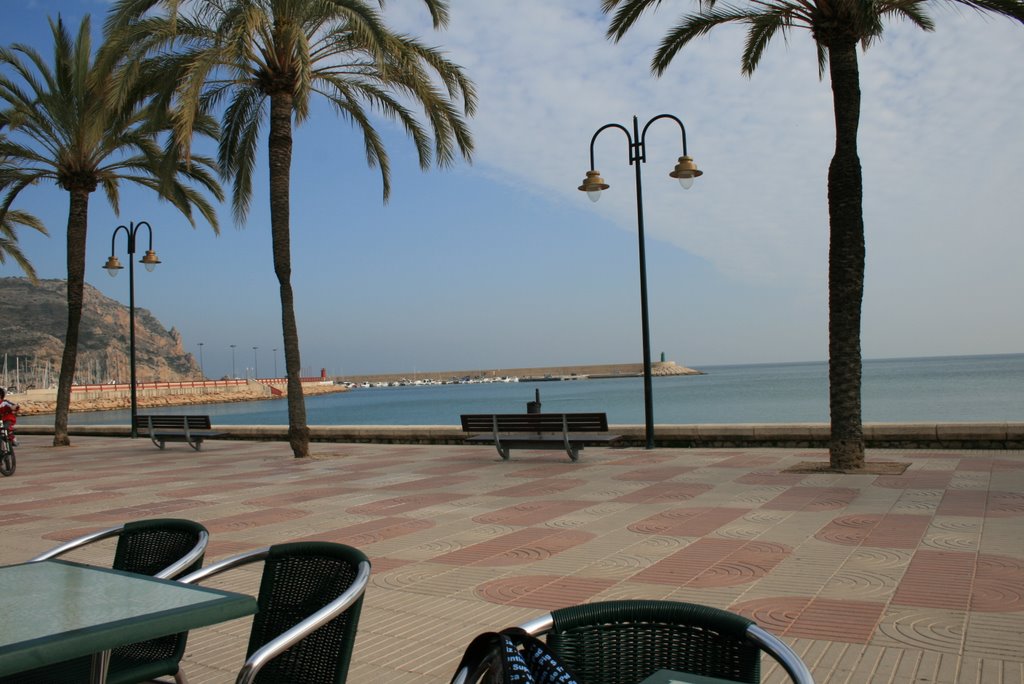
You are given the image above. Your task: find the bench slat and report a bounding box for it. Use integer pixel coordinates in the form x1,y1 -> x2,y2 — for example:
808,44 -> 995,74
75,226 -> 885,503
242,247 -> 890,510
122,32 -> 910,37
133,415 -> 214,430
460,413 -> 609,433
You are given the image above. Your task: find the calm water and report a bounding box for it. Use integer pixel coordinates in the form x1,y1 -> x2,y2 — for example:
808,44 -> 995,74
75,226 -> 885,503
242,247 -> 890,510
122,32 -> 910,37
23,353 -> 1024,426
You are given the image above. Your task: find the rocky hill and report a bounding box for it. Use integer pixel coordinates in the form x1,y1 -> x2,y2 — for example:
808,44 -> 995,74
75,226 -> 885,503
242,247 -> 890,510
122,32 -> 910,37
0,277 -> 201,388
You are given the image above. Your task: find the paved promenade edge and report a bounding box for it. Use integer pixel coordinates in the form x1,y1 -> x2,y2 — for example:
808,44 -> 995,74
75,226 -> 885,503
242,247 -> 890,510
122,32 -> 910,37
19,422 -> 1024,450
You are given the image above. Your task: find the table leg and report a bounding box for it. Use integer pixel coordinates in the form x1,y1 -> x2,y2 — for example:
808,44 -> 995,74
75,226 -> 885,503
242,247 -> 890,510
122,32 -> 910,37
89,650 -> 111,683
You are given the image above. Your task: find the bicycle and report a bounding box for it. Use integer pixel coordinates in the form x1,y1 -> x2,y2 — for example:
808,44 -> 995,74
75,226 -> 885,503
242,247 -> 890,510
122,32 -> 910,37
0,422 -> 15,476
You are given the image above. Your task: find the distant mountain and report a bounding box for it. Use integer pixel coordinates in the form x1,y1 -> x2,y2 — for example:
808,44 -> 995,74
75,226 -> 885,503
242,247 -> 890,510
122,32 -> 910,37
0,277 -> 201,389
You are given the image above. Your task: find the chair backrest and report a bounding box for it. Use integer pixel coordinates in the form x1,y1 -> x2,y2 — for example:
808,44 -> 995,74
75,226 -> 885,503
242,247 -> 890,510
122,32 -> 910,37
530,600 -> 764,684
245,542 -> 368,684
113,518 -> 208,578
108,519 -> 208,678
181,541 -> 370,684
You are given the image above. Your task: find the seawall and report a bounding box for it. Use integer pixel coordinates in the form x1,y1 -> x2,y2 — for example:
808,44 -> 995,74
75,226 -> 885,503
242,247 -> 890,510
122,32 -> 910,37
20,422 -> 1024,450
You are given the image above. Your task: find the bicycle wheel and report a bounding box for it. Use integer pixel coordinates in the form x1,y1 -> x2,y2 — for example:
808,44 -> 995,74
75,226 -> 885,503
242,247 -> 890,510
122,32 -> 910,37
0,440 -> 14,476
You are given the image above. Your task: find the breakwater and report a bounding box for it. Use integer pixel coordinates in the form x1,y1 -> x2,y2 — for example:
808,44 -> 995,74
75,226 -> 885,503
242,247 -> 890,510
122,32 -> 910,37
336,360 -> 701,384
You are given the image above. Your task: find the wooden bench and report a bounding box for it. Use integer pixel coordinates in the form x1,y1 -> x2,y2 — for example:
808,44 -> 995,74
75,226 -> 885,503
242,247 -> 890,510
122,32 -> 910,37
460,413 -> 622,462
134,415 -> 224,451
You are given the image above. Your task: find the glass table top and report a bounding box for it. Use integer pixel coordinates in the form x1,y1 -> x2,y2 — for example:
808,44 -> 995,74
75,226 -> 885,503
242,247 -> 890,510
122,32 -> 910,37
0,560 -> 257,677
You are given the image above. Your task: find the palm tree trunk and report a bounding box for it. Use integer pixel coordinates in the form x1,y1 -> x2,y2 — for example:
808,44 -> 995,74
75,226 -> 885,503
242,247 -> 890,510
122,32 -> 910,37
268,91 -> 310,458
53,188 -> 91,447
826,41 -> 866,470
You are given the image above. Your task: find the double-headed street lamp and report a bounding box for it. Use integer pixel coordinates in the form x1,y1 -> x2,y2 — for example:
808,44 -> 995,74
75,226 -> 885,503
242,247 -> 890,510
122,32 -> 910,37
104,220 -> 161,438
578,114 -> 702,449
252,346 -> 259,379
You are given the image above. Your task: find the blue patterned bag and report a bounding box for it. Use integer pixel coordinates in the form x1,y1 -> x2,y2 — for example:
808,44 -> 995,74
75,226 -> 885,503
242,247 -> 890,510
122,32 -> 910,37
452,627 -> 580,684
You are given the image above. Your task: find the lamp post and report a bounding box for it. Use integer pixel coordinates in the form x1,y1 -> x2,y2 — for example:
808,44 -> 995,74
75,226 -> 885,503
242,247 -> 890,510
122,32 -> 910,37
230,344 -> 236,379
252,346 -> 259,379
197,342 -> 205,378
578,114 -> 701,449
104,220 -> 161,438
272,348 -> 278,378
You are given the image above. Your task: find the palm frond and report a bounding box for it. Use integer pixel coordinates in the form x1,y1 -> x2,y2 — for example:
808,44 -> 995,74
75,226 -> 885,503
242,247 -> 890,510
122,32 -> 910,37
879,2 -> 936,30
603,0 -> 666,42
218,85 -> 265,221
816,40 -> 828,77
952,0 -> 1024,22
742,5 -> 809,74
381,0 -> 451,29
318,83 -> 392,200
0,207 -> 47,282
652,7 -> 759,75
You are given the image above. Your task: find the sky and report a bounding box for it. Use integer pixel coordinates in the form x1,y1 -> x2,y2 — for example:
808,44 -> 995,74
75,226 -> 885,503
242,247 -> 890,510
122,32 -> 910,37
2,0 -> 1023,380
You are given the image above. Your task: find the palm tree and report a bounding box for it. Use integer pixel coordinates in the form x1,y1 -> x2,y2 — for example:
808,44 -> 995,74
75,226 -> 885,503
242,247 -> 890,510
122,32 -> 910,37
0,15 -> 223,446
601,0 -> 1024,470
107,0 -> 476,457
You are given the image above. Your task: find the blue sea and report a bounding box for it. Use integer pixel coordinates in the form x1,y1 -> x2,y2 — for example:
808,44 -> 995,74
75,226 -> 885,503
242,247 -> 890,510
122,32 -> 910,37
22,353 -> 1024,426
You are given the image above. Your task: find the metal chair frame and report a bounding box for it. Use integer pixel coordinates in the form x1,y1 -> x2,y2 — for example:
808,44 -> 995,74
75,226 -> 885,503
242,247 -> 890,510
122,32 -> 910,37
180,543 -> 371,684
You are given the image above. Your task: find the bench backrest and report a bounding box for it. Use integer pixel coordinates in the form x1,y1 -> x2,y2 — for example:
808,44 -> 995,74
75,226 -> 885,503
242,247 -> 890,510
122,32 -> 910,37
461,413 -> 609,433
133,415 -> 213,431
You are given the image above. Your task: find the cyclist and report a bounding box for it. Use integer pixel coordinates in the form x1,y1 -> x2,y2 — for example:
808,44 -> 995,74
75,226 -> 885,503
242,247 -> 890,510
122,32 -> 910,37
0,387 -> 19,446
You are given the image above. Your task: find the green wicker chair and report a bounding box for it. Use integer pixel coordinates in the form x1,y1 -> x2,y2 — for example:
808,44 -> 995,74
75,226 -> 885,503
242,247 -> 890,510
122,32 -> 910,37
179,541 -> 371,684
519,600 -> 813,684
17,518 -> 209,684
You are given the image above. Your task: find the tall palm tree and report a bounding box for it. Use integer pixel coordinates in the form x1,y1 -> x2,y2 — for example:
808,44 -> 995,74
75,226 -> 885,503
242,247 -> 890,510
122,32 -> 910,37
602,0 -> 1024,470
0,14 -> 223,446
107,0 -> 476,457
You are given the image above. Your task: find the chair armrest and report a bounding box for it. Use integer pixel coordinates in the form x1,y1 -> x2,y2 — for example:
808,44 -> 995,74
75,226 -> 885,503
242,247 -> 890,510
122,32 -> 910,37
28,524 -> 125,562
746,624 -> 815,683
518,613 -> 554,635
154,530 -> 209,580
179,546 -> 272,584
235,560 -> 371,684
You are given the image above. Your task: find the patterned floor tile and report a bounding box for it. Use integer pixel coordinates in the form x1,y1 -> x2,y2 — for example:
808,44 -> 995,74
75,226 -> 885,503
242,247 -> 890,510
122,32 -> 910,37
3,435 -> 1021,683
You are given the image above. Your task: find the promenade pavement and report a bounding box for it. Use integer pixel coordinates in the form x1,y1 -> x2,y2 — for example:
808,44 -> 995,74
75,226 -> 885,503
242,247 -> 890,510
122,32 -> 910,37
2,435 -> 1021,683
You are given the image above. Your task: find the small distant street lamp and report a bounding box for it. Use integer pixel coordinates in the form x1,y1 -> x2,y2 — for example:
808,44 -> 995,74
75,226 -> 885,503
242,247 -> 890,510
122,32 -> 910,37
230,344 -> 236,379
272,348 -> 278,378
578,114 -> 701,449
104,220 -> 161,438
252,346 -> 259,379
197,342 -> 205,378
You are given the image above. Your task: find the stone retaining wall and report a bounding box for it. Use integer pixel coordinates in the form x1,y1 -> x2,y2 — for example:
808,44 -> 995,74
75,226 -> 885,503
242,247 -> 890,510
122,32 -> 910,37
20,422 -> 1024,450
